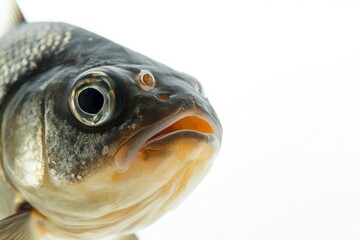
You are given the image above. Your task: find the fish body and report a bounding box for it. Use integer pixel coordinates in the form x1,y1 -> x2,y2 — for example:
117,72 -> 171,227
0,2 -> 222,240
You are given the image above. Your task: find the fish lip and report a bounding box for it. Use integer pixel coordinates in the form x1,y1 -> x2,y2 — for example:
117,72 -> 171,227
142,114 -> 220,148
113,110 -> 222,173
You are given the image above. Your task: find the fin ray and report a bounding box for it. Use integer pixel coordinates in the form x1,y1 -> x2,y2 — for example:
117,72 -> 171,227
0,0 -> 25,37
0,210 -> 32,240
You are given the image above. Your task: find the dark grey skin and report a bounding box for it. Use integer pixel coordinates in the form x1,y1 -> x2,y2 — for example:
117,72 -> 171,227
1,22 -> 218,180
0,22 -> 222,239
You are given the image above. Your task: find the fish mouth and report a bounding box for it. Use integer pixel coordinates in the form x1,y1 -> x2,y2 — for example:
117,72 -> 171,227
145,116 -> 215,145
113,112 -> 222,173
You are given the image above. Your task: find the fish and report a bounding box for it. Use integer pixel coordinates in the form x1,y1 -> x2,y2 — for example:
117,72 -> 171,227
0,1 -> 222,239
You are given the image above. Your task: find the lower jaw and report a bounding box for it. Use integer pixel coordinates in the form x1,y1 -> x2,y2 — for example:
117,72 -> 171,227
34,129 -> 220,239
35,156 -> 214,240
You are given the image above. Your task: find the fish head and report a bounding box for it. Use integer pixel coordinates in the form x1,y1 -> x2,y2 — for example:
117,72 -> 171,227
1,26 -> 222,236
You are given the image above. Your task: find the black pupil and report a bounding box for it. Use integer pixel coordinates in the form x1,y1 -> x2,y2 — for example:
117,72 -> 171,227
78,88 -> 104,114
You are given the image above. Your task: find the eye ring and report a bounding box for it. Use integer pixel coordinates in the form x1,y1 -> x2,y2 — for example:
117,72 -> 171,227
69,71 -> 116,127
138,70 -> 155,91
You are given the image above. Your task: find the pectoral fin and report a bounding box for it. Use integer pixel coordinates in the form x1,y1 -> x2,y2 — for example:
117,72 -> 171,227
0,210 -> 32,240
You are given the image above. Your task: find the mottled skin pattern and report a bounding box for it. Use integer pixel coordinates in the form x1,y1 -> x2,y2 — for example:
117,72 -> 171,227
0,22 -> 221,239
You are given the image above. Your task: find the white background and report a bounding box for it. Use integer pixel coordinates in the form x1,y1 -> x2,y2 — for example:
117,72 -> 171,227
16,0 -> 360,239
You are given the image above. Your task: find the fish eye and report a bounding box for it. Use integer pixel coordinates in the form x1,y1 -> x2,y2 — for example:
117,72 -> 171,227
69,71 -> 116,127
138,70 -> 155,91
78,88 -> 104,114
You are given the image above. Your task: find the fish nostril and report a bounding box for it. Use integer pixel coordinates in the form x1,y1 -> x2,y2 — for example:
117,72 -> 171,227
156,94 -> 170,101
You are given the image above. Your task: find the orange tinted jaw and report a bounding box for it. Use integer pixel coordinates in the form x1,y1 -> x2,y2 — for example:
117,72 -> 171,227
27,116 -> 221,239
45,124 -> 220,238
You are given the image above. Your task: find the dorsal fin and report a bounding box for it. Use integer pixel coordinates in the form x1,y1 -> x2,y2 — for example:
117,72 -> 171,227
0,0 -> 25,38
